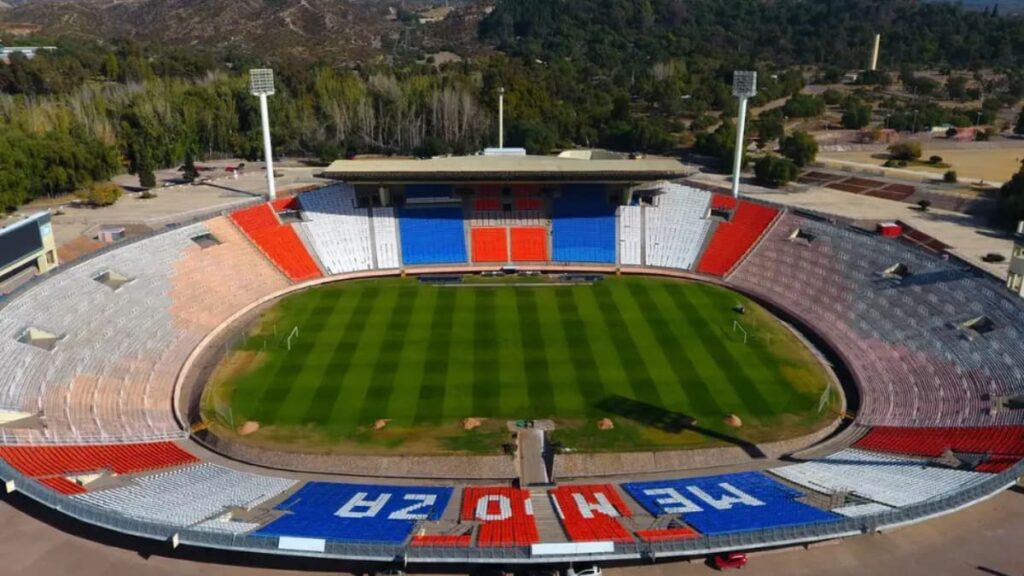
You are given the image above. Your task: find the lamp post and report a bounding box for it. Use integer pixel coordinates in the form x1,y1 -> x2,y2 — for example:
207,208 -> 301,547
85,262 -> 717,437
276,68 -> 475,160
731,71 -> 757,198
249,68 -> 277,201
497,86 -> 505,150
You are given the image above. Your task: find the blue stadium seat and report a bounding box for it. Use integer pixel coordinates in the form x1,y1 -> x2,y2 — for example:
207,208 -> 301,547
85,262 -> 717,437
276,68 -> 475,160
397,206 -> 467,265
551,184 -> 616,263
622,472 -> 838,535
254,482 -> 453,543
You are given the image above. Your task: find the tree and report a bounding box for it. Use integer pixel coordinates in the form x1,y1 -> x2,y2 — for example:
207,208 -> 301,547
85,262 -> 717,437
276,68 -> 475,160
101,53 -> 120,81
754,155 -> 798,187
947,75 -> 969,100
137,147 -> 157,188
1016,107 -> 1024,135
944,170 -> 958,183
695,120 -> 747,168
755,110 -> 785,146
182,151 -> 200,182
997,160 -> 1024,226
841,102 -> 873,129
822,88 -> 844,106
857,70 -> 892,87
780,131 -> 818,167
782,94 -> 826,118
917,199 -> 932,211
139,166 -> 157,189
888,142 -> 923,161
76,182 -> 122,207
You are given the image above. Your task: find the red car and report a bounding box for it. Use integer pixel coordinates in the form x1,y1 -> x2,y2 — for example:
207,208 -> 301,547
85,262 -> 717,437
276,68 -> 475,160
712,552 -> 748,570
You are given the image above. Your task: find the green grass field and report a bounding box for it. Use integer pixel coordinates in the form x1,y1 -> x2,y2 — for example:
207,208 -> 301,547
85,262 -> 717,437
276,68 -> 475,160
203,276 -> 836,454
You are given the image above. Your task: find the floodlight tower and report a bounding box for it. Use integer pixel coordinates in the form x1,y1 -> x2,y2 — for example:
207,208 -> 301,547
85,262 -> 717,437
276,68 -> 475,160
249,68 -> 277,201
731,70 -> 757,199
497,86 -> 506,149
870,34 -> 881,71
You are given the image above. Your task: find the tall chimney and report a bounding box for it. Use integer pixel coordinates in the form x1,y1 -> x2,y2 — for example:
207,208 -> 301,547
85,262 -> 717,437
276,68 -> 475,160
870,34 -> 881,71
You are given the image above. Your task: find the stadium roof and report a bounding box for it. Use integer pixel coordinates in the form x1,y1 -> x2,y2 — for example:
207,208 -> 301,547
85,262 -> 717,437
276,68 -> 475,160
322,154 -> 691,183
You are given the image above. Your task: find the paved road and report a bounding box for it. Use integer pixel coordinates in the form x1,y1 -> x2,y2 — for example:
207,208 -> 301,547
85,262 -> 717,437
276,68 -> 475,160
0,485 -> 1021,576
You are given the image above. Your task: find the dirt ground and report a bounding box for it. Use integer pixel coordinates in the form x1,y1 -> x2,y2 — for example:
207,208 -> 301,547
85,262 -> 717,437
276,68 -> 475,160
821,146 -> 1024,183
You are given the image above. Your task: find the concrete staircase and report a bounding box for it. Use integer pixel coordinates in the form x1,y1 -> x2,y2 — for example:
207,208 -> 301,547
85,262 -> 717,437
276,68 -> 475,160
529,489 -> 568,543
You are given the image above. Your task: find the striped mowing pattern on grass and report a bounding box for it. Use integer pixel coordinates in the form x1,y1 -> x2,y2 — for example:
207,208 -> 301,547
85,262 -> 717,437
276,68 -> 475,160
223,277 -> 828,441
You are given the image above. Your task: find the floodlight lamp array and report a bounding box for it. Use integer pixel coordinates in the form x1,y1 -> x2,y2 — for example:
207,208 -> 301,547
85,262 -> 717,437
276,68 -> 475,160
732,71 -> 757,98
249,69 -> 276,96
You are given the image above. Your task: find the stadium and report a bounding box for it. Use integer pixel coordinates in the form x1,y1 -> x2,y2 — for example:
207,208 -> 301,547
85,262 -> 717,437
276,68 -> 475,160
0,151 -> 1022,570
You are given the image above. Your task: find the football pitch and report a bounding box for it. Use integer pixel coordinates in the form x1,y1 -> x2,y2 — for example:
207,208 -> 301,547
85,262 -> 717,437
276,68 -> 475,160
205,276 -> 836,453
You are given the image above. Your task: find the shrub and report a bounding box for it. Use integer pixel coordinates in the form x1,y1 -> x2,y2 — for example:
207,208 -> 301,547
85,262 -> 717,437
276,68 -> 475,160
982,253 -> 1006,263
943,170 -> 958,183
888,142 -> 923,161
917,199 -> 932,211
75,182 -> 122,207
140,190 -> 158,199
928,155 -> 943,165
897,160 -> 908,167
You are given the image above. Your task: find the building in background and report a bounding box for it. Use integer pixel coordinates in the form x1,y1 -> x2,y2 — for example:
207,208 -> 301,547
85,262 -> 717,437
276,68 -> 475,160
0,46 -> 57,62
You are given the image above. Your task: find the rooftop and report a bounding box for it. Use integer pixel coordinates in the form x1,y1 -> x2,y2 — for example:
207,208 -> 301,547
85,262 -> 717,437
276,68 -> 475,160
322,153 -> 692,184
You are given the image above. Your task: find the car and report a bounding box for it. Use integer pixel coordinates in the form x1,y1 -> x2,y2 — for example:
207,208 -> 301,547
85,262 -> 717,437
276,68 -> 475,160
711,552 -> 748,570
566,566 -> 602,576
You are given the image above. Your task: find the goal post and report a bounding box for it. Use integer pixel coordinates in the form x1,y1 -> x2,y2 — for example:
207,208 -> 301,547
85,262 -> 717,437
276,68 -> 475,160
286,326 -> 299,351
732,320 -> 748,344
818,382 -> 833,413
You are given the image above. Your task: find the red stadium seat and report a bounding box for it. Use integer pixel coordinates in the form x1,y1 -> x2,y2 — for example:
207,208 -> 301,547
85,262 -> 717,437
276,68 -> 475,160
514,197 -> 542,211
461,487 -> 539,547
230,203 -> 322,282
697,200 -> 779,276
0,442 -> 198,480
410,534 -> 473,547
510,227 -> 548,262
37,476 -> 87,495
710,194 -> 738,210
271,197 -> 300,212
549,485 -> 634,542
471,227 -> 509,263
855,426 -> 1024,472
474,198 -> 502,211
635,527 -> 700,542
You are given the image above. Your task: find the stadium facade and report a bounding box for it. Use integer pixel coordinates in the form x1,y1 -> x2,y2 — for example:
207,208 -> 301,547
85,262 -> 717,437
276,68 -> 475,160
0,211 -> 59,291
0,154 -> 1022,566
1008,221 -> 1024,298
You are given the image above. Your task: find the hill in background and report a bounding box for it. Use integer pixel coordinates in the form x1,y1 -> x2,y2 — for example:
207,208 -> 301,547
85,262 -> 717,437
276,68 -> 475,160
925,0 -> 1024,13
0,0 -> 484,62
